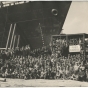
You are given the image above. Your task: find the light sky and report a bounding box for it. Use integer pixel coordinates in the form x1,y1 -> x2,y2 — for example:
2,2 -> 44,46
62,1 -> 88,34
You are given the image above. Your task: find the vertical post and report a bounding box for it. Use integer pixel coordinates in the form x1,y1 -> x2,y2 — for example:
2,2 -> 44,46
83,34 -> 85,60
12,35 -> 16,49
17,35 -> 20,48
50,35 -> 53,51
66,35 -> 68,47
66,35 -> 68,44
6,24 -> 12,50
10,23 -> 16,49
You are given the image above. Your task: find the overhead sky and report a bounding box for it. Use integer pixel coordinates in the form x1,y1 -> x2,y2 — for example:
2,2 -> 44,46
62,1 -> 88,34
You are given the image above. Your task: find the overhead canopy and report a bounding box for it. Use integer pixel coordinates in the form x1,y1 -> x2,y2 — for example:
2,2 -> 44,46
0,1 -> 71,49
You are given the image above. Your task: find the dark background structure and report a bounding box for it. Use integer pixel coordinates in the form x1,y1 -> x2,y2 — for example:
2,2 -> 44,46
0,1 -> 71,49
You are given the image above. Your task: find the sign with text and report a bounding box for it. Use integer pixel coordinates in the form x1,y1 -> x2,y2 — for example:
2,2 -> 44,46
69,45 -> 81,52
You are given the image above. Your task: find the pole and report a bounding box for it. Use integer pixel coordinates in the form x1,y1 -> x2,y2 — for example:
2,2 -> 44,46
10,23 -> 16,49
6,24 -> 12,50
83,34 -> 85,61
17,35 -> 20,48
12,35 -> 16,49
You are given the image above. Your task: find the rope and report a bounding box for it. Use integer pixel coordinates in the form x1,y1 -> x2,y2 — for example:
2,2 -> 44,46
39,23 -> 45,47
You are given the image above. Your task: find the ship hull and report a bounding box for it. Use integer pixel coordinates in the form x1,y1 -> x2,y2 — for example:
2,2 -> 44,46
0,1 -> 71,49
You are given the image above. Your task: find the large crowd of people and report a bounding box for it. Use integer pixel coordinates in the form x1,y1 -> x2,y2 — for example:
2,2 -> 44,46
68,37 -> 83,45
0,37 -> 88,82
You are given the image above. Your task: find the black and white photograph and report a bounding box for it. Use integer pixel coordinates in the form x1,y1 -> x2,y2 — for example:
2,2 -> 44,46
0,1 -> 88,87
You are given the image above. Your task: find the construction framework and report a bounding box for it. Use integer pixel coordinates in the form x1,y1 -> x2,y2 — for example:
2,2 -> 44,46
52,33 -> 88,60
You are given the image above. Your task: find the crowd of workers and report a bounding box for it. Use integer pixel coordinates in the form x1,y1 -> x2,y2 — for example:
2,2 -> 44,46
68,38 -> 83,45
0,37 -> 88,82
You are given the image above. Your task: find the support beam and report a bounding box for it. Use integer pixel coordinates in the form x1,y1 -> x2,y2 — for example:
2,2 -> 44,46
6,24 -> 12,50
17,35 -> 20,48
10,23 -> 16,49
12,35 -> 16,49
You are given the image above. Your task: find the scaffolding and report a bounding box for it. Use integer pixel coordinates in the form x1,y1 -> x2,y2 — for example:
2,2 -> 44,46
52,33 -> 88,60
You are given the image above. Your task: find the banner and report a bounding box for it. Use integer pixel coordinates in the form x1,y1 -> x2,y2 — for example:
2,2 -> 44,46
69,45 -> 81,52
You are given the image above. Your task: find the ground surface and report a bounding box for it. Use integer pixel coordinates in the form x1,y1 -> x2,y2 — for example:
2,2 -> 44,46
0,78 -> 88,87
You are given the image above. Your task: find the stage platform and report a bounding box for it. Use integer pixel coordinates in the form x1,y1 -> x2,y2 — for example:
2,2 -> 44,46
0,78 -> 88,87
